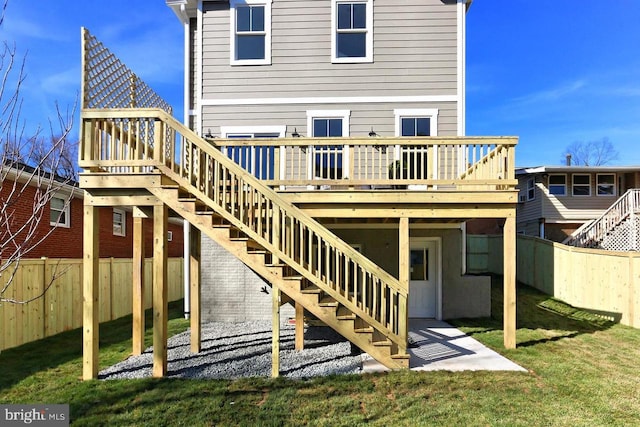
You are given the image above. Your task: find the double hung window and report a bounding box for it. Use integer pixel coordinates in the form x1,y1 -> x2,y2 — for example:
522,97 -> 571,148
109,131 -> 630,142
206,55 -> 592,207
572,174 -> 591,196
230,0 -> 272,65
548,174 -> 567,196
50,196 -> 70,227
332,0 -> 373,63
113,209 -> 126,236
597,174 -> 616,196
307,111 -> 350,180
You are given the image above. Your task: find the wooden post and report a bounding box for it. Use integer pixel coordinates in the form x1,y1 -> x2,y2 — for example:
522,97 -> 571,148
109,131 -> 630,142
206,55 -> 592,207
190,225 -> 201,353
503,215 -> 516,349
132,214 -> 146,355
398,217 -> 410,348
152,204 -> 168,377
272,286 -> 281,378
295,302 -> 304,351
82,204 -> 99,380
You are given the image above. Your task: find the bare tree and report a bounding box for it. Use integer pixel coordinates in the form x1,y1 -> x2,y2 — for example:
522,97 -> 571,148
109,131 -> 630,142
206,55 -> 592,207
563,138 -> 619,166
0,0 -> 77,305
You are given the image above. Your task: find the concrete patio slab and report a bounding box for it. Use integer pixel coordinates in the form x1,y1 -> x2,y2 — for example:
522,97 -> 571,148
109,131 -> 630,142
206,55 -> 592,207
362,319 -> 526,373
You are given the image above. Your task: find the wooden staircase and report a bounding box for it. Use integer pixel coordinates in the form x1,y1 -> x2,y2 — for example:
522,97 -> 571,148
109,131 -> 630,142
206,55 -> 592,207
81,110 -> 409,370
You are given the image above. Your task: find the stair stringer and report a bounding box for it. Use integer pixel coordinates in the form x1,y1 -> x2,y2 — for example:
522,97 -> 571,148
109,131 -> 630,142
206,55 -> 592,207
148,186 -> 410,370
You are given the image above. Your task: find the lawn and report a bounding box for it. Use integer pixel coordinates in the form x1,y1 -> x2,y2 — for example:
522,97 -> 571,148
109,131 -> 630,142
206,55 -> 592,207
2,279 -> 640,426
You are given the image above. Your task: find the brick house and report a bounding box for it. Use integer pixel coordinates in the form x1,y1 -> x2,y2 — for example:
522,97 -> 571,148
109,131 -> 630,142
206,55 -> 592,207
1,165 -> 183,259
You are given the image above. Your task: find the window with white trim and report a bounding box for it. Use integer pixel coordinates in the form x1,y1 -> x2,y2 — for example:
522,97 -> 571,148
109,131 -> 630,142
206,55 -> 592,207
548,174 -> 566,196
221,126 -> 285,179
230,0 -> 272,65
394,109 -> 438,180
331,0 -> 373,63
113,208 -> 126,236
307,110 -> 350,179
527,178 -> 535,201
572,174 -> 591,196
167,231 -> 173,242
50,196 -> 70,228
597,173 -> 616,196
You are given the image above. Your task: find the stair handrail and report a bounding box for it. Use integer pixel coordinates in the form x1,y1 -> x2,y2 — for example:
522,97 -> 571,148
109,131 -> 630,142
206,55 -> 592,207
81,108 -> 408,347
565,188 -> 640,247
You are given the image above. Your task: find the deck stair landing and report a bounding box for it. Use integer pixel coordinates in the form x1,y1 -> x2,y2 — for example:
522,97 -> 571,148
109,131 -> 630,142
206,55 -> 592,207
564,189 -> 640,251
81,110 -> 410,370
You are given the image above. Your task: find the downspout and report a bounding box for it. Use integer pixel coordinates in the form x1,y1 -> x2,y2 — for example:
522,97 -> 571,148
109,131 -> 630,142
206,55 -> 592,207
182,4 -> 191,319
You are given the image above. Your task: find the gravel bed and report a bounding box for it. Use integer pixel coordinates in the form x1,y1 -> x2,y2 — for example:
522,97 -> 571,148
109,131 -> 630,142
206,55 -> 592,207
99,321 -> 363,380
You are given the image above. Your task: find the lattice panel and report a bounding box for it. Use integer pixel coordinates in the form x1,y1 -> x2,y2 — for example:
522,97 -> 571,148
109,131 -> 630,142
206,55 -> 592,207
599,217 -> 640,252
82,28 -> 172,113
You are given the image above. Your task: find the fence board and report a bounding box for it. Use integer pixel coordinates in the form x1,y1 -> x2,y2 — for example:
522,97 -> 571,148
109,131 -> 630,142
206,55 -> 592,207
467,235 -> 640,328
0,257 -> 184,351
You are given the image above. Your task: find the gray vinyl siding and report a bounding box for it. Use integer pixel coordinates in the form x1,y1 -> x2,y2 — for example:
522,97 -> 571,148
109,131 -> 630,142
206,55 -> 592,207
200,0 -> 458,100
202,101 -> 457,137
516,176 -> 543,227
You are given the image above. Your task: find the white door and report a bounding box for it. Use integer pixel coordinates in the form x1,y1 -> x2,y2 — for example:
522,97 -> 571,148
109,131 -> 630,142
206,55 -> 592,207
408,240 -> 438,318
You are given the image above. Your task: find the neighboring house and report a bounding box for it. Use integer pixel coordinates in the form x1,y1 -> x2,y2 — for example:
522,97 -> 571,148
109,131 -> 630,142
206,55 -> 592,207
77,0 -> 519,378
515,165 -> 640,243
0,164 -> 184,259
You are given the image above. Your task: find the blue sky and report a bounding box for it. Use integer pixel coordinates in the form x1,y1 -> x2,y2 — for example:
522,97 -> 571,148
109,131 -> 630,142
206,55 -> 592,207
3,0 -> 640,167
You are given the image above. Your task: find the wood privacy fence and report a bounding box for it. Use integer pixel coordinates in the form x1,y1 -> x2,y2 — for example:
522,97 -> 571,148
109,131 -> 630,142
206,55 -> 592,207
1,257 -> 183,351
467,235 -> 640,328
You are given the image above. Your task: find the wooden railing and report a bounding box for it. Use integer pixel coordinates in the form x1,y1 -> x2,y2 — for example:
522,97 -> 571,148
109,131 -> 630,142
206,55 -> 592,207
212,136 -> 517,190
565,189 -> 640,248
80,108 -> 409,349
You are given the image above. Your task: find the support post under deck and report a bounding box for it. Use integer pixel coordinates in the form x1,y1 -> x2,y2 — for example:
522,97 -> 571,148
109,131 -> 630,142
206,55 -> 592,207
503,216 -> 516,349
153,204 -> 168,377
82,204 -> 100,380
190,225 -> 202,353
132,214 -> 146,355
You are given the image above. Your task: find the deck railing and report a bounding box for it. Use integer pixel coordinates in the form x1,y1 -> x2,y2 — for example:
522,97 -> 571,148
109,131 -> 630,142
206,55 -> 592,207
213,136 -> 517,190
80,108 -> 410,350
565,189 -> 640,249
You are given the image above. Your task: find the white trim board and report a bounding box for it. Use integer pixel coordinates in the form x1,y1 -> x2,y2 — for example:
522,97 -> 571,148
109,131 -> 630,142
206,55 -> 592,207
201,95 -> 458,106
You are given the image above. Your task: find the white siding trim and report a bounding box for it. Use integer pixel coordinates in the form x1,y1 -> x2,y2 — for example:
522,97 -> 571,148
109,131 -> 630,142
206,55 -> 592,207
197,0 -> 203,135
201,95 -> 457,106
457,0 -> 466,136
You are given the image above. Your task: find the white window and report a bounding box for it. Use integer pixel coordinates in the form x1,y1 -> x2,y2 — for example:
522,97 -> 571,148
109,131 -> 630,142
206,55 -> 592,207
50,196 -> 70,227
331,0 -> 373,63
527,178 -> 535,201
394,109 -> 438,181
548,174 -> 566,196
230,0 -> 272,65
597,173 -> 616,196
307,110 -> 350,179
572,174 -> 591,196
167,231 -> 173,242
113,208 -> 126,236
220,126 -> 285,180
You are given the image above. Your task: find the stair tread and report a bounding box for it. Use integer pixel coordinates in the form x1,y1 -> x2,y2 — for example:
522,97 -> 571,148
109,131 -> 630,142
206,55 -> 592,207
301,285 -> 321,294
319,297 -> 338,307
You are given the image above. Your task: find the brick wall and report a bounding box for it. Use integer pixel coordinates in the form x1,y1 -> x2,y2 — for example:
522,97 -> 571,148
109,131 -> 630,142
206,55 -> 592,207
1,179 -> 184,259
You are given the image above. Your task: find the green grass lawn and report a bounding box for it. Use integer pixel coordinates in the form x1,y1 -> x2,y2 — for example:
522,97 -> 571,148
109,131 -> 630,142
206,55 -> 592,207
2,281 -> 640,426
